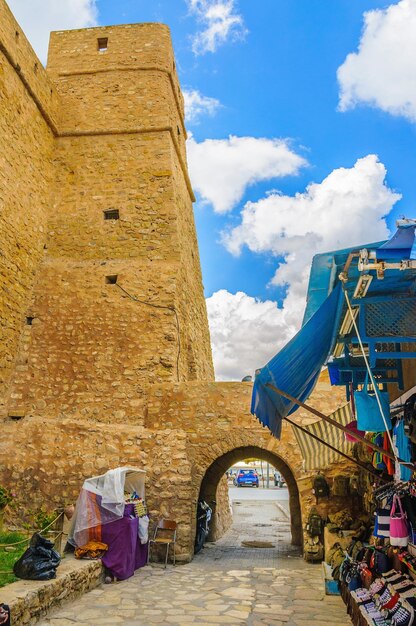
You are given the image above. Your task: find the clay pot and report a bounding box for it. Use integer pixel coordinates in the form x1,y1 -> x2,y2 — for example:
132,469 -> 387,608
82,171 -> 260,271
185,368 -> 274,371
64,504 -> 75,520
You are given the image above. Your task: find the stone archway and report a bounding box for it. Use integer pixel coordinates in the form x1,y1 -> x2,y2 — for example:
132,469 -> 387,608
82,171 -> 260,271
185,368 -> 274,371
197,444 -> 303,547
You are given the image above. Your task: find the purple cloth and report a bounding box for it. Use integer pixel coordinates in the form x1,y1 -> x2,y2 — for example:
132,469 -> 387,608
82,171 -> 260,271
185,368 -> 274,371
101,504 -> 148,580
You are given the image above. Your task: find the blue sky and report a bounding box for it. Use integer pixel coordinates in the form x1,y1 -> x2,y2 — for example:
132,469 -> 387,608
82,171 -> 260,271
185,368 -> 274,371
9,0 -> 416,379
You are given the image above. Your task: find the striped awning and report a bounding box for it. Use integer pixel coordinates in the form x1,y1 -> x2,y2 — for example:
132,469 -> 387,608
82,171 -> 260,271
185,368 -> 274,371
292,403 -> 353,470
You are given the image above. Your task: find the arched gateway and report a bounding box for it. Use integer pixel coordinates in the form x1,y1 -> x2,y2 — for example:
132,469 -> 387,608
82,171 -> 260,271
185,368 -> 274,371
198,445 -> 302,546
141,379 -> 348,560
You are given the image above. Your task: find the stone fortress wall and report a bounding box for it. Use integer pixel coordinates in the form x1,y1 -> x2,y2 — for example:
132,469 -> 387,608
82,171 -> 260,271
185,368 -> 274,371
0,0 -> 355,561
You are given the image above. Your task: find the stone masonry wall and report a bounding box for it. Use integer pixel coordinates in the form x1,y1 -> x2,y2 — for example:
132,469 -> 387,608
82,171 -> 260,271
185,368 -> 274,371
0,380 -> 356,562
2,9 -> 214,420
212,475 -> 233,541
0,0 -> 56,415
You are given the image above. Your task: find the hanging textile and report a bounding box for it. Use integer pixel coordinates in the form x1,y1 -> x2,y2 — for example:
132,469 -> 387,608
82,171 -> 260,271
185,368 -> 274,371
292,403 -> 353,470
394,420 -> 413,482
251,283 -> 342,438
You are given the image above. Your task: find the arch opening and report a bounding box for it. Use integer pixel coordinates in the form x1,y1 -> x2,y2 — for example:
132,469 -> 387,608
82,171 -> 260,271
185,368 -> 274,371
197,445 -> 303,549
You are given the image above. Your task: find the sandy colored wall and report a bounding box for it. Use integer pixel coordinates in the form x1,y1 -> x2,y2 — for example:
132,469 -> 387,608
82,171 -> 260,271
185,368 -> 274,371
0,0 -> 58,416
211,475 -> 233,541
3,12 -> 214,419
0,380 -> 356,561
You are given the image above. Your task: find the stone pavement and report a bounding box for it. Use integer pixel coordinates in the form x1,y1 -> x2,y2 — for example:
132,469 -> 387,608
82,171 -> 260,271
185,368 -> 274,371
38,498 -> 351,626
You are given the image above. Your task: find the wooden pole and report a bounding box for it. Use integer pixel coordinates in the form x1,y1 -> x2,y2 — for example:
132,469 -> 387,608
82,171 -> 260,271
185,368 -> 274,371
265,383 -> 414,469
284,416 -> 390,482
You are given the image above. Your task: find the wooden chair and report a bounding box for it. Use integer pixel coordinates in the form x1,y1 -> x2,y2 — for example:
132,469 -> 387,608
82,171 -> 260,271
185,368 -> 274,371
147,519 -> 177,567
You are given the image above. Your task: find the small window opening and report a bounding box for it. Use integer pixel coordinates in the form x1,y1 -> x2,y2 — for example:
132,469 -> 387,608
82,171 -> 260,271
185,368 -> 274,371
105,275 -> 118,285
15,31 -> 19,40
98,37 -> 108,52
9,413 -> 24,421
34,62 -> 38,74
177,126 -> 181,136
104,209 -> 119,220
26,316 -> 34,326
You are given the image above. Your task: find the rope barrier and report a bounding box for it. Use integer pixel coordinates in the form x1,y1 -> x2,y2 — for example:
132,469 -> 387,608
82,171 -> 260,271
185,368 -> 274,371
0,511 -> 64,548
0,523 -> 65,576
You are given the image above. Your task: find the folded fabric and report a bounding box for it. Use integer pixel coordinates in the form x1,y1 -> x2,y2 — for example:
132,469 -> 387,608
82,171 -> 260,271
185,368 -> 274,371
75,541 -> 108,559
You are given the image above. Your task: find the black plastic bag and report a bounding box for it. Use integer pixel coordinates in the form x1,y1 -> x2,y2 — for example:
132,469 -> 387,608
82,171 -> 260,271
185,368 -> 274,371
0,604 -> 10,626
13,533 -> 60,581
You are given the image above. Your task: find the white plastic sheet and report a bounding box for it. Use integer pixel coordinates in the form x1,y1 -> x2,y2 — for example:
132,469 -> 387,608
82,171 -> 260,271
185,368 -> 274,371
68,467 -> 146,547
138,515 -> 149,545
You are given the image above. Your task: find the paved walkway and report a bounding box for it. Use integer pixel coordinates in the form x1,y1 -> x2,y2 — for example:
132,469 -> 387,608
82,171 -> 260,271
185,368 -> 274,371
39,498 -> 351,626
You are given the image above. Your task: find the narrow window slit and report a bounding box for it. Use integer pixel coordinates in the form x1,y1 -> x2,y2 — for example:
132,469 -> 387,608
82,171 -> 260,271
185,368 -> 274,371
26,316 -> 34,326
98,37 -> 108,52
104,209 -> 119,220
9,413 -> 24,421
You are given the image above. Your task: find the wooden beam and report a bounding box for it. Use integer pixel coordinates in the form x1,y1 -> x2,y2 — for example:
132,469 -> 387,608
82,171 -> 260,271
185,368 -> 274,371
284,416 -> 390,482
265,383 -> 414,469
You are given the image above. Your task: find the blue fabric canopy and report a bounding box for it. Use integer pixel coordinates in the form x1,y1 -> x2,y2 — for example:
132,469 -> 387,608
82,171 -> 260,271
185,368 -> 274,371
251,283 -> 342,437
251,221 -> 416,438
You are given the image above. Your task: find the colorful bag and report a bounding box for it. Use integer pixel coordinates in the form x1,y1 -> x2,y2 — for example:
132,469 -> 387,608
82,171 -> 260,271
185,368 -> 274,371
373,547 -> 390,573
305,508 -> 324,537
303,537 -> 323,562
390,495 -> 409,547
404,393 -> 416,443
354,374 -> 392,432
373,507 -> 390,538
360,566 -> 374,589
349,475 -> 360,495
313,473 -> 330,499
344,420 -> 365,443
332,475 -> 350,497
328,543 -> 345,579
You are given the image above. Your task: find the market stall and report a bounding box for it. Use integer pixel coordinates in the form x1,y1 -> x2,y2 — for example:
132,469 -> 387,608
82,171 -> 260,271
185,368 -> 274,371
324,395 -> 416,626
68,467 -> 149,580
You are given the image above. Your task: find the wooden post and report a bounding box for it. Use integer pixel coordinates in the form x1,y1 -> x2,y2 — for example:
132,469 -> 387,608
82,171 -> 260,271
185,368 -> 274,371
265,383 -> 414,469
284,416 -> 390,482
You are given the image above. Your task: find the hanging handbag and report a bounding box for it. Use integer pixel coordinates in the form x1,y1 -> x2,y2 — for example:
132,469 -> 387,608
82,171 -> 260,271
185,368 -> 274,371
360,566 -> 373,589
354,373 -> 392,432
344,420 -> 365,443
390,495 -> 410,547
374,507 -> 390,538
374,547 -> 390,573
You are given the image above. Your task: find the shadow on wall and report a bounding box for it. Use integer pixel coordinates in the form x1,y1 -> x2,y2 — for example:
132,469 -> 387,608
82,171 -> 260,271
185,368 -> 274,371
197,445 -> 303,547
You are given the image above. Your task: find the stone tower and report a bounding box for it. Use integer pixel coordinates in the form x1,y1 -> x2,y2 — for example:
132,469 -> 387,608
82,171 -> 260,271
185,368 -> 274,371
1,13 -> 214,423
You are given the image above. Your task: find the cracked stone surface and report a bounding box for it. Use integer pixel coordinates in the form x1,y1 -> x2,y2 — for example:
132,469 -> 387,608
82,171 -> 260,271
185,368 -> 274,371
38,498 -> 351,626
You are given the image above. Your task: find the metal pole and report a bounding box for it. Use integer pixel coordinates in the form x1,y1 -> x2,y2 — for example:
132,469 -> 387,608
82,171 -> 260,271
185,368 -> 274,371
265,383 -> 414,469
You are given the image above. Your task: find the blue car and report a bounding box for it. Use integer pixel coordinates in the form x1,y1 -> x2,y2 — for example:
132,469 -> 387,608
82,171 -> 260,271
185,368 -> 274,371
235,469 -> 259,488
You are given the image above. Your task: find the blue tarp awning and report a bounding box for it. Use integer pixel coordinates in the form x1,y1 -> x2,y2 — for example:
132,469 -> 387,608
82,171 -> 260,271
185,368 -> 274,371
251,283 -> 342,437
251,221 -> 416,438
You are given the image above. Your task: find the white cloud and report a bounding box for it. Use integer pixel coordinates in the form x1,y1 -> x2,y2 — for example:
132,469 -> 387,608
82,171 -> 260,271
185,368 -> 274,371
209,155 -> 400,380
206,290 -> 298,382
187,0 -> 247,55
7,0 -> 98,64
187,135 -> 307,213
338,0 -> 416,121
183,89 -> 221,124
